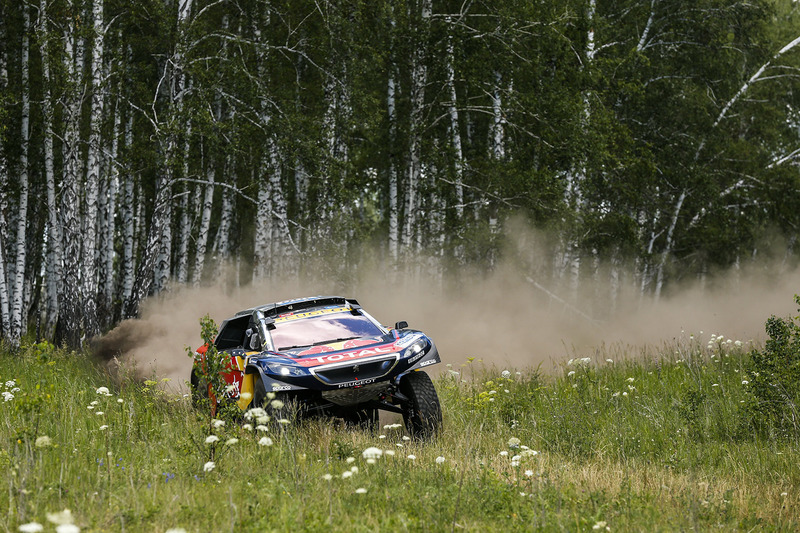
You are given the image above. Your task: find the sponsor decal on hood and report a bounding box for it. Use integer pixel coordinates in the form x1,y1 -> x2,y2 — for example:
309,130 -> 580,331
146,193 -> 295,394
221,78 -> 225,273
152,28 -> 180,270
293,342 -> 400,367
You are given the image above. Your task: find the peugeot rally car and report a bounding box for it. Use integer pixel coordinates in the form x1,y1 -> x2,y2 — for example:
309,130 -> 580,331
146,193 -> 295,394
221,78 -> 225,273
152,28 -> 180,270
191,296 -> 442,438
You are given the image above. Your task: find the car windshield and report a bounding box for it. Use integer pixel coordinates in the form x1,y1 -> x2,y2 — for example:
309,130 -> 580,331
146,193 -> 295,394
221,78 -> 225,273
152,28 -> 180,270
270,311 -> 384,350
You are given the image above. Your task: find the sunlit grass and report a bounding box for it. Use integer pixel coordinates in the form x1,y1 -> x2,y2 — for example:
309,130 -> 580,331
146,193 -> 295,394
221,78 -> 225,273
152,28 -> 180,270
1,334 -> 798,531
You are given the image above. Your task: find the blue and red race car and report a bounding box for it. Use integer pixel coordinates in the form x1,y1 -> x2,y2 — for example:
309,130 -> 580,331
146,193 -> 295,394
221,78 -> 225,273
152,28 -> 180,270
191,296 -> 442,438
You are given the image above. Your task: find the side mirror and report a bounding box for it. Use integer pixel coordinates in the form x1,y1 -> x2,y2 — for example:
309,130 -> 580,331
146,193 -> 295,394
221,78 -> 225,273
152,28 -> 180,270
394,321 -> 408,330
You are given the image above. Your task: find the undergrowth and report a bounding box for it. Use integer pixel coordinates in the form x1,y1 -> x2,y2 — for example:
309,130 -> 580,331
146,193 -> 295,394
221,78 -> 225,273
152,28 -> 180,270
0,328 -> 798,532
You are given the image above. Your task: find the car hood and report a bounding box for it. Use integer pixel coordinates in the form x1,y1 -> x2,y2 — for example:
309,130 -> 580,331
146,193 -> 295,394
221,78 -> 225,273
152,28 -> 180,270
278,333 -> 426,368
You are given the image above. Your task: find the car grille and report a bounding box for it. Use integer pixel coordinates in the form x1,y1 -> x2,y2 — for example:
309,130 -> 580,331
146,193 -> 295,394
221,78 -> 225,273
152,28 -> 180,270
322,382 -> 391,406
311,355 -> 399,386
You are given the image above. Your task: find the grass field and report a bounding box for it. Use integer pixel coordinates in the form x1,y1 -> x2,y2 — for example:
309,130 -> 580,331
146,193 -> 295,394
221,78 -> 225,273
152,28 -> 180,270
1,333 -> 798,532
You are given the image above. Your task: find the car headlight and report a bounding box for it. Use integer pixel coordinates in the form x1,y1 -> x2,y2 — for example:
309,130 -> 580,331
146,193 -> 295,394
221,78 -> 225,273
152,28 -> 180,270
402,340 -> 427,359
265,363 -> 305,377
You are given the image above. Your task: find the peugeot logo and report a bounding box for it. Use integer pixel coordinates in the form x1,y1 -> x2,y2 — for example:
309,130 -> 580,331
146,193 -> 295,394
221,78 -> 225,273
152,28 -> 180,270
352,364 -> 360,374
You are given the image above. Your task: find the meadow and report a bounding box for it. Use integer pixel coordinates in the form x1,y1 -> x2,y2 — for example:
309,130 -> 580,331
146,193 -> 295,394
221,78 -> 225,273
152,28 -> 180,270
1,332 -> 798,532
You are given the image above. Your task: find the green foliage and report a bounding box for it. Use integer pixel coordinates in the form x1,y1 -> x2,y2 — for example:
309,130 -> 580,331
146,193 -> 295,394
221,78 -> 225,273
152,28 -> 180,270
2,335 -> 800,530
745,296 -> 800,440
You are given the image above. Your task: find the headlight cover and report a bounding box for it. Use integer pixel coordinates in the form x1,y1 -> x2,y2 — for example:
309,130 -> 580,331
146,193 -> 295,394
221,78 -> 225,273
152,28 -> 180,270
264,362 -> 306,377
402,340 -> 427,359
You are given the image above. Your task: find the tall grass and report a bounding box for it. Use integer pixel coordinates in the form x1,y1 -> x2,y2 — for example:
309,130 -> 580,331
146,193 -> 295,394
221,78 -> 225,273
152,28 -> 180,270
1,334 -> 798,532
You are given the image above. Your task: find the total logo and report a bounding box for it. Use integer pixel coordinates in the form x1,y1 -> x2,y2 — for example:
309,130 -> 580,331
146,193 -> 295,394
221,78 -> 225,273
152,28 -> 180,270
299,344 -> 396,367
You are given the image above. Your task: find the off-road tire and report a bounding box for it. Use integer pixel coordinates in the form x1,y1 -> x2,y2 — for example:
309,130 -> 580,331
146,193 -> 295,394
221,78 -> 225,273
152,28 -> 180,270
252,376 -> 293,421
399,371 -> 442,439
190,368 -> 209,408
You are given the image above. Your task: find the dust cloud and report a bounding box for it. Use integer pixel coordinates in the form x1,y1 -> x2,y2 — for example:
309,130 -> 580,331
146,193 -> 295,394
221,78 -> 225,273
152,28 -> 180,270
94,230 -> 800,393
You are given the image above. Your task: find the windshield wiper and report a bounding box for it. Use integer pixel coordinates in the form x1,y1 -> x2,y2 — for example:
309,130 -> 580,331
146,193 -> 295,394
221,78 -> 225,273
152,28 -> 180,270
277,337 -> 360,351
310,336 -> 360,346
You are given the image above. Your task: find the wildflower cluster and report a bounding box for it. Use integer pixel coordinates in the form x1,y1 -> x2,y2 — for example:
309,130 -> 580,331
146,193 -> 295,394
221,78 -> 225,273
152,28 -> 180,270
3,379 -> 19,402
19,508 -> 81,533
500,436 -> 540,471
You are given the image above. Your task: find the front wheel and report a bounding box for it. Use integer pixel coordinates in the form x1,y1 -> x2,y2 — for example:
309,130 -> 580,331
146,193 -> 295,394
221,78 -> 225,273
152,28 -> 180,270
399,371 -> 442,439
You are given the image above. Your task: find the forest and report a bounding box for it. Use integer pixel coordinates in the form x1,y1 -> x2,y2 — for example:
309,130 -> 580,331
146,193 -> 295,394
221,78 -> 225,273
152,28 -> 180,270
0,0 -> 799,348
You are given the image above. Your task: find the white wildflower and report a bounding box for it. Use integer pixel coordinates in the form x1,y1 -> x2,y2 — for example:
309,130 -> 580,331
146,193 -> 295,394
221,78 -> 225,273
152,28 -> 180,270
96,386 -> 111,396
435,456 -> 445,464
322,474 -> 333,481
205,435 -> 219,444
203,461 -> 215,472
362,447 -> 383,460
501,370 -> 511,379
211,419 -> 225,429
46,509 -> 74,525
35,436 -> 52,448
225,438 -> 239,446
508,437 -> 521,448
355,488 -> 367,494
271,399 -> 284,409
55,525 -> 80,533
258,437 -> 273,447
341,471 -> 353,479
18,523 -> 44,533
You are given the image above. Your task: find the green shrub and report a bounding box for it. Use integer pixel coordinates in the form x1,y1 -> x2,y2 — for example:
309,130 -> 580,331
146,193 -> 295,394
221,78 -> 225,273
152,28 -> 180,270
745,296 -> 800,440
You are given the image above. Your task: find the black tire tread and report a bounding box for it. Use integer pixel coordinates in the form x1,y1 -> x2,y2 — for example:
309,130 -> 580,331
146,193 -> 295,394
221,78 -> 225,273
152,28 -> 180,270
399,371 -> 442,439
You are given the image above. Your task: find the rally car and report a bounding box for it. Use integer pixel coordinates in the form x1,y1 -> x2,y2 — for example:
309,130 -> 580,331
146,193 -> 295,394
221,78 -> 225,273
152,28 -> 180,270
191,296 -> 442,438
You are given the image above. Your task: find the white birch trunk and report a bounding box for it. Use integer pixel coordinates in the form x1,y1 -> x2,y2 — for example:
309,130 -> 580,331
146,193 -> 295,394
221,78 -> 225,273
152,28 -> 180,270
120,113 -> 136,309
10,5 -> 31,343
211,185 -> 233,280
387,70 -> 399,263
654,190 -> 686,300
176,185 -> 190,284
445,28 -> 464,221
175,116 -> 193,284
191,159 -> 215,287
125,175 -> 171,318
253,168 -> 273,281
58,7 -> 86,346
38,0 -> 62,338
103,85 -> 121,311
401,0 -> 431,254
82,0 -> 105,338
0,18 -> 8,337
490,71 -> 506,160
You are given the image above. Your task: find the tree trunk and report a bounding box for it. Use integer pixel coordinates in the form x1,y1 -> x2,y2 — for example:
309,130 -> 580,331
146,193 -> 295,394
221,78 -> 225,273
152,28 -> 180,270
82,0 -> 105,339
445,26 -> 464,222
253,168 -> 273,281
10,5 -> 31,345
387,68 -> 399,264
57,5 -> 86,347
120,112 -> 136,315
124,175 -> 171,318
0,7 -> 8,338
192,155 -> 215,287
